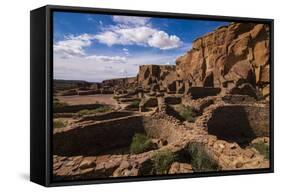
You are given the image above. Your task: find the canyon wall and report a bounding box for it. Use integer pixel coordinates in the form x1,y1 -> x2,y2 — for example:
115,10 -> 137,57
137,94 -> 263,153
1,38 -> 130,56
176,23 -> 270,99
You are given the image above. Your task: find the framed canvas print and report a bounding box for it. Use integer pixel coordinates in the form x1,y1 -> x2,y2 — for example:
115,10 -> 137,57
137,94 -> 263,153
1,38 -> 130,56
30,5 -> 274,187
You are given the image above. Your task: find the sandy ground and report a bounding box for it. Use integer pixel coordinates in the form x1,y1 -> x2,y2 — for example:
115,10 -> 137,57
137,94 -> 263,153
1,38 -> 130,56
57,94 -> 118,106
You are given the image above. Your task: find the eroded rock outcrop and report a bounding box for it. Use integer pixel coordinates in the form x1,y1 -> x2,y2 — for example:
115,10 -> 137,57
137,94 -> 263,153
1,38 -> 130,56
137,65 -> 184,93
102,77 -> 137,88
176,23 -> 270,99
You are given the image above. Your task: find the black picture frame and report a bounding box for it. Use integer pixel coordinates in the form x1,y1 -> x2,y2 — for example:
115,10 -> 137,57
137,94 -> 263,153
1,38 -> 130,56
30,4 -> 274,187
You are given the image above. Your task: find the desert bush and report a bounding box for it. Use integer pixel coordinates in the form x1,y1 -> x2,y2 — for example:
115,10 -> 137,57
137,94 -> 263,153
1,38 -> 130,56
113,96 -> 119,100
179,106 -> 196,122
251,141 -> 269,159
188,143 -> 219,172
53,99 -> 68,109
77,105 -> 111,116
130,133 -> 154,154
152,150 -> 177,174
53,119 -> 67,129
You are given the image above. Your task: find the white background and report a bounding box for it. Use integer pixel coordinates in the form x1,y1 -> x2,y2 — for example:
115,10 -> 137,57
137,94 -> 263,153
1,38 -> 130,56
0,0 -> 279,191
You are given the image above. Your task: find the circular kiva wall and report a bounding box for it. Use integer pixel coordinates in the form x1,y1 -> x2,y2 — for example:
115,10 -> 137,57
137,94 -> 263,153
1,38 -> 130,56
206,104 -> 269,146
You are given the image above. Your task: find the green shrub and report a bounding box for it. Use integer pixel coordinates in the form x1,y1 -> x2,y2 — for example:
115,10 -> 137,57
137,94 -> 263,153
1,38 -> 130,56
188,143 -> 219,172
179,106 -> 196,122
129,100 -> 140,108
152,150 -> 177,174
130,133 -> 154,154
251,142 -> 269,160
77,105 -> 111,116
53,119 -> 67,129
53,99 -> 68,109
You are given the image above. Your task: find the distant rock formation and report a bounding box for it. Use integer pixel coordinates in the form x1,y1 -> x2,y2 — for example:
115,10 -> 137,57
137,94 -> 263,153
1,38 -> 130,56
53,79 -> 92,91
175,23 -> 270,99
102,77 -> 137,88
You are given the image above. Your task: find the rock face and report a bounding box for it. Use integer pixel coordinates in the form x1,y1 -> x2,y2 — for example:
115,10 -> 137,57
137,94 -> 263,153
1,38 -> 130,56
175,23 -> 270,99
137,65 -> 183,93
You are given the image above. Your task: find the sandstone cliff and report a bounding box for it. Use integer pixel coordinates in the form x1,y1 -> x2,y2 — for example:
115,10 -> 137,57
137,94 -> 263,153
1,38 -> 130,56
176,23 -> 270,99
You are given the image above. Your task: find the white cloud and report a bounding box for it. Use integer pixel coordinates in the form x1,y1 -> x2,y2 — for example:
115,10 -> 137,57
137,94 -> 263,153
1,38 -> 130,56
94,31 -> 119,46
54,34 -> 94,58
85,55 -> 127,63
53,34 -> 127,63
148,31 -> 182,50
116,26 -> 155,45
95,26 -> 182,50
87,15 -> 94,22
112,15 -> 150,26
95,15 -> 182,50
122,48 -> 130,55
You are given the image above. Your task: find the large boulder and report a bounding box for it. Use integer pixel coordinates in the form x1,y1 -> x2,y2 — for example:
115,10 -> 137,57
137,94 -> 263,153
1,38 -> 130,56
169,162 -> 193,174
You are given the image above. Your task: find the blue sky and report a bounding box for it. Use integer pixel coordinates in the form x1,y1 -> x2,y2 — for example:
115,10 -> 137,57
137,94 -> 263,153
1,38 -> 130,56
53,11 -> 228,82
